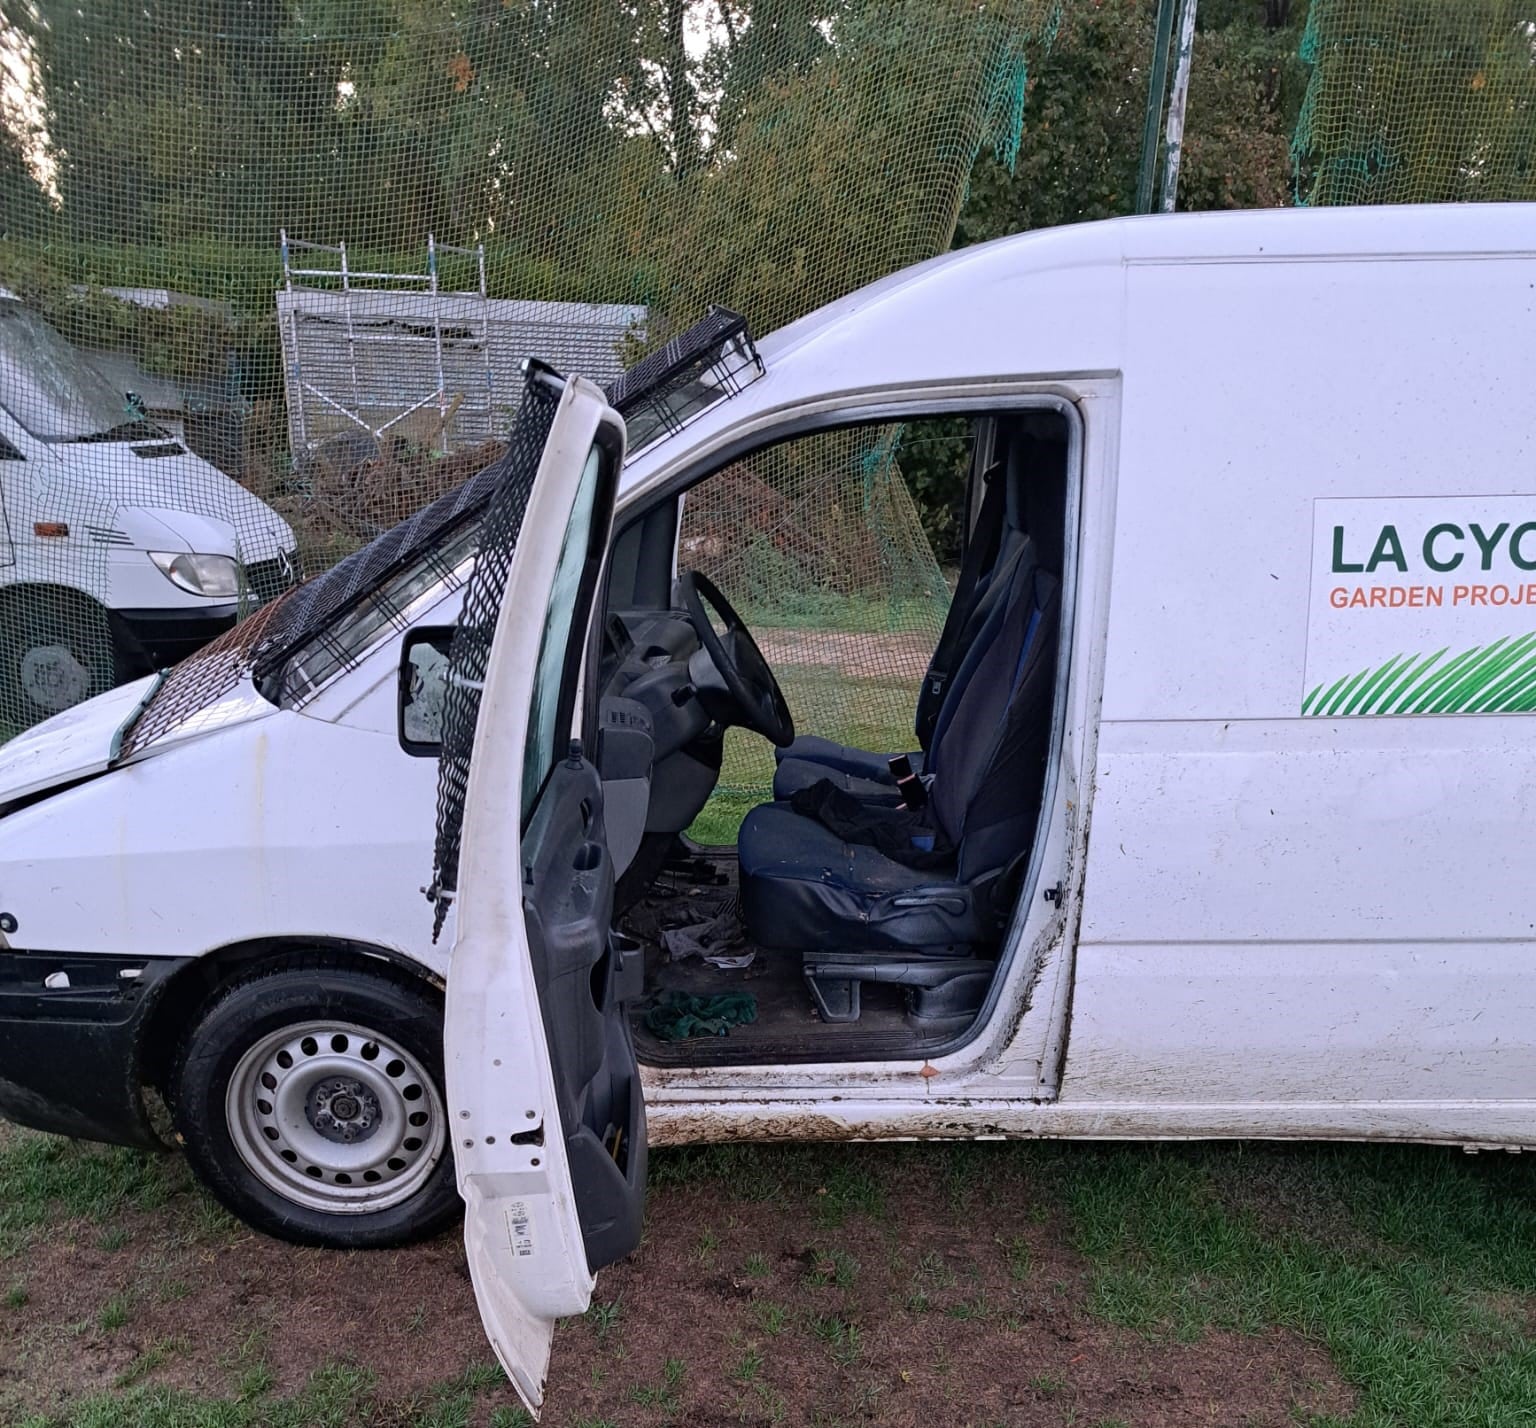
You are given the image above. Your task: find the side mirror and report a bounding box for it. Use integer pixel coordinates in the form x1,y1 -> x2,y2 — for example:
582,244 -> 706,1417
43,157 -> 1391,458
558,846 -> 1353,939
124,391 -> 147,418
398,625 -> 456,756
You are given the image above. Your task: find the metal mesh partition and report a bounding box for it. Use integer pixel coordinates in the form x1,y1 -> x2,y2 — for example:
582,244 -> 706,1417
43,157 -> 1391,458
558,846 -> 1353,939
427,369 -> 559,939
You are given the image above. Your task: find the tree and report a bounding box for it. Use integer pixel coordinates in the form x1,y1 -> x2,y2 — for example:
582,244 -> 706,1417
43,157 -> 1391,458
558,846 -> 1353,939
1292,0 -> 1536,206
957,0 -> 1308,247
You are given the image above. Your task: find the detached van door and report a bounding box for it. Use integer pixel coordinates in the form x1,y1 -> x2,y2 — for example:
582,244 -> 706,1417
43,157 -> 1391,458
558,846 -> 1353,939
440,374 -> 640,1415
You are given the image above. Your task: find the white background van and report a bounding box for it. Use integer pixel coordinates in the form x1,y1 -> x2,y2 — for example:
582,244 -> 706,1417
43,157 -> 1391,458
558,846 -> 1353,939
0,210 -> 1533,1406
0,292 -> 298,727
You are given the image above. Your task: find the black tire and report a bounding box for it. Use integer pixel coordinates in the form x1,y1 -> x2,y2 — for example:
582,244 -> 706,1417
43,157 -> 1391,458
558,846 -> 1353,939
170,957 -> 460,1248
0,589 -> 116,727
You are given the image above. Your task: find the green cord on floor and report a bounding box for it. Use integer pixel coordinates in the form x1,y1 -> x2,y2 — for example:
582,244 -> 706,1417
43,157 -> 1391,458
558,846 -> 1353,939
642,989 -> 758,1041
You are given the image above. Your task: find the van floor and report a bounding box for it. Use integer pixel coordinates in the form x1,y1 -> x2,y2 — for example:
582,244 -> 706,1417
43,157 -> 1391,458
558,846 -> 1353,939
624,850 -> 966,1067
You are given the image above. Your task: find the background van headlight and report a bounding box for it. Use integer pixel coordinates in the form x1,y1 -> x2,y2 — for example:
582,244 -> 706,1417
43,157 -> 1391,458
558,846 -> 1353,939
148,551 -> 241,598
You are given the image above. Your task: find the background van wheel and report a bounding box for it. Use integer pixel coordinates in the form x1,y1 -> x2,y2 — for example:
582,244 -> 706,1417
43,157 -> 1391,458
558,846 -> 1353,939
0,590 -> 116,726
171,959 -> 460,1248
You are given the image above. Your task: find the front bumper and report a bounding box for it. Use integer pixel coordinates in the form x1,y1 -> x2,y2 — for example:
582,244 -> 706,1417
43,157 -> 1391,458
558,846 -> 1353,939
111,605 -> 238,674
0,951 -> 190,1149
110,551 -> 299,675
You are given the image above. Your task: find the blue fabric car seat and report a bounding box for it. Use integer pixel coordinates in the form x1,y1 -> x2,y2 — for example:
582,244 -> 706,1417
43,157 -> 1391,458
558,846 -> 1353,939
736,547 -> 1060,1022
770,433 -> 1051,804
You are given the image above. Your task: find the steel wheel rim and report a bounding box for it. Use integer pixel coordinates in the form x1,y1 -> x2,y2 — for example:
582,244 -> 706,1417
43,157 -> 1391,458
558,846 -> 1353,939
20,642 -> 91,712
225,1019 -> 446,1214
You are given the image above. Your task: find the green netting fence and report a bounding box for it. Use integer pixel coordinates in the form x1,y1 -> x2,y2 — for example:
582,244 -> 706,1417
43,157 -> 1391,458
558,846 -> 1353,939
0,0 -> 1063,738
1,0 -> 1533,755
1292,0 -> 1536,206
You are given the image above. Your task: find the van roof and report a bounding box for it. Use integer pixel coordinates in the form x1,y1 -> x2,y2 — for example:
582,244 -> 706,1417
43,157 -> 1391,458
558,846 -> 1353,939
620,203 -> 1536,495
767,201 -> 1536,351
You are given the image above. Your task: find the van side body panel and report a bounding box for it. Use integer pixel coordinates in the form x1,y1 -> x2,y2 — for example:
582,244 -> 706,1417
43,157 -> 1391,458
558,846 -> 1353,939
1066,252 -> 1536,1109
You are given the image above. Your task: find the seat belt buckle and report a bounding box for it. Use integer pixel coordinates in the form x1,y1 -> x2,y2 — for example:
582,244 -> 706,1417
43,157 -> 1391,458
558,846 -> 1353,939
888,754 -> 927,810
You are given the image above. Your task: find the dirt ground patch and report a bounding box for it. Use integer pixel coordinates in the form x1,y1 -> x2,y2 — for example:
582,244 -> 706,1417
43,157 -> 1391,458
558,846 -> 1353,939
755,627 -> 934,682
0,1131 -> 1358,1427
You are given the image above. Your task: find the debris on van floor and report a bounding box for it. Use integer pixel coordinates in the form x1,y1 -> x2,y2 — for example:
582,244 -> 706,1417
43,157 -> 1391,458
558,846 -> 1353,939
642,989 -> 758,1041
659,895 -> 754,970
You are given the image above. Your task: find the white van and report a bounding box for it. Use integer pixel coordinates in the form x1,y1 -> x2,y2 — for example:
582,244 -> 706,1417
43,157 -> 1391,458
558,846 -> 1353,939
1,209 -> 1534,1369
0,293 -> 298,724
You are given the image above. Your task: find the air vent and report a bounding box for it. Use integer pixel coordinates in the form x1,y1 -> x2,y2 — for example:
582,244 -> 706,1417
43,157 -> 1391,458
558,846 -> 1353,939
85,526 -> 132,546
131,442 -> 185,458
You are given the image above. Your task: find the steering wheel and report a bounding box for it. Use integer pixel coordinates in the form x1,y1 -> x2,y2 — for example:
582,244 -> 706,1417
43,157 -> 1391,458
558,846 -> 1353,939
679,571 -> 795,748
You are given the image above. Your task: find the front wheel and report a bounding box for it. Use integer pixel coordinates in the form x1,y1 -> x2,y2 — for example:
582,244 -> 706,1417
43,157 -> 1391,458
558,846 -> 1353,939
0,590 -> 116,726
171,959 -> 460,1248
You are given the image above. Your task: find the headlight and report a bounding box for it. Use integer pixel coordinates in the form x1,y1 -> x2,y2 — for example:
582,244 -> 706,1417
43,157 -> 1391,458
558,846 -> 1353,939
148,551 -> 240,598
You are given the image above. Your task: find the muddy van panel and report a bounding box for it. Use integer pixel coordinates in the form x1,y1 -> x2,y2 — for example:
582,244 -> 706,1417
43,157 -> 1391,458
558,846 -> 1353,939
1069,236 -> 1536,1106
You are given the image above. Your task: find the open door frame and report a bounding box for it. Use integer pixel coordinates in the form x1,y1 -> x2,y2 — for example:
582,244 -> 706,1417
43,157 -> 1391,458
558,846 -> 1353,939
445,374 -> 636,1416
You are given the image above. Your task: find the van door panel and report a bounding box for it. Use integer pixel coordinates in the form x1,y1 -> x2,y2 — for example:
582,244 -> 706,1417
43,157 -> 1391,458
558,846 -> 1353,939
1068,256 -> 1536,1107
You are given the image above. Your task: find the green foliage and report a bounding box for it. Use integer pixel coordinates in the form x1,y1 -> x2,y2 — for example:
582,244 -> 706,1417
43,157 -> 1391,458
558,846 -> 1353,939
1294,0 -> 1536,207
2,1 -> 1063,338
957,0 -> 1308,245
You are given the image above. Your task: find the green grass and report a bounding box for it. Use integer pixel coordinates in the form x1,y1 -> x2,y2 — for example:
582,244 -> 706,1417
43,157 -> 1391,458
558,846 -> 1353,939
1055,1142 -> 1536,1427
115,1340 -> 192,1390
13,1362 -> 381,1428
630,1357 -> 686,1412
643,1139 -> 1536,1425
0,1129 -> 186,1256
96,1293 -> 133,1332
9,1117 -> 1536,1424
806,1247 -> 860,1290
585,1296 -> 623,1344
807,1312 -> 861,1366
752,1300 -> 789,1336
15,1358 -> 516,1428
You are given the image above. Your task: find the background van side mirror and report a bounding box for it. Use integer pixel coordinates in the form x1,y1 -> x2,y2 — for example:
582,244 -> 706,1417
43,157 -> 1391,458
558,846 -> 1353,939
398,624 -> 456,756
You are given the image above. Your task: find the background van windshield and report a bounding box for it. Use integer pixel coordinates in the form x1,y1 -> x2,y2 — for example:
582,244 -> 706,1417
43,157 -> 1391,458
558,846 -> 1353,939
0,301 -> 142,442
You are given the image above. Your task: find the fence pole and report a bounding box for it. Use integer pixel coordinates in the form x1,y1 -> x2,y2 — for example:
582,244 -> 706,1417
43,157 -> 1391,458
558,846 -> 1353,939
1135,0 -> 1179,214
1159,0 -> 1200,212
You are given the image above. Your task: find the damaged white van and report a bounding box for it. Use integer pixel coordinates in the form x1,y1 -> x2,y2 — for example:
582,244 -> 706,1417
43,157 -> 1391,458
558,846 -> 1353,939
434,204 -> 1536,1411
2,210 -> 1535,1381
0,292 -> 298,724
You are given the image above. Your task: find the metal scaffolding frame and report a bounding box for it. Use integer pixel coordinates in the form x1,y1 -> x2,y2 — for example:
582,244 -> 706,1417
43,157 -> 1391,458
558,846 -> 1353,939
278,231 -> 495,457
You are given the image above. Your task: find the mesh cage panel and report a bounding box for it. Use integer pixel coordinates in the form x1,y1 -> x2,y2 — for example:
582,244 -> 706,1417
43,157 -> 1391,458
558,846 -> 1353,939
0,1 -> 1063,742
428,371 -> 560,939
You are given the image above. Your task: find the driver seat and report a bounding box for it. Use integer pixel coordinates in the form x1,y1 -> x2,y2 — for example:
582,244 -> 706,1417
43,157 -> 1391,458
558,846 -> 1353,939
769,431 -> 1056,803
736,552 -> 1060,1027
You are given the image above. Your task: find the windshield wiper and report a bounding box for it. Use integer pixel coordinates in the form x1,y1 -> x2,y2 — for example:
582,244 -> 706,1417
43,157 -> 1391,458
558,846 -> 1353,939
68,419 -> 167,444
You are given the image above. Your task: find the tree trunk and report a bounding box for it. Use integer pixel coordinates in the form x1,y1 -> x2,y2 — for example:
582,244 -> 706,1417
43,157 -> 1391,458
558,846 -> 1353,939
663,0 -> 700,179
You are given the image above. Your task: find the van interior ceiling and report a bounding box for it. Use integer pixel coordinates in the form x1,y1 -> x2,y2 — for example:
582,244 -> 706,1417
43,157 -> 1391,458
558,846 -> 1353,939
593,409 -> 1073,1066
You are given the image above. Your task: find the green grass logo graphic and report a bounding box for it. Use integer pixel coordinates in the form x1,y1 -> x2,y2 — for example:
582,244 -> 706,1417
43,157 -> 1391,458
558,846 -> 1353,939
1303,633 -> 1536,716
